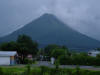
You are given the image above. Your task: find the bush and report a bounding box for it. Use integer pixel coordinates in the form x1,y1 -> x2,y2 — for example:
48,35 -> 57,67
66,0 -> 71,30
0,67 -> 4,75
59,55 -> 72,65
31,68 -> 41,75
40,66 -> 51,75
1,66 -> 100,75
24,58 -> 33,64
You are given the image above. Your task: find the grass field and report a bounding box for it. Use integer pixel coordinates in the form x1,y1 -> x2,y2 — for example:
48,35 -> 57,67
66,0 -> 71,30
0,65 -> 100,75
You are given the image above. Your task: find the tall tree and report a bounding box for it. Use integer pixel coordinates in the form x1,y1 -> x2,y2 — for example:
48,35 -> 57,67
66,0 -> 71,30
17,35 -> 38,57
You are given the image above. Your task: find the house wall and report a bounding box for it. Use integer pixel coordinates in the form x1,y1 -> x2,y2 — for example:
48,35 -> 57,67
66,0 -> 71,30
10,56 -> 15,65
0,56 -> 10,65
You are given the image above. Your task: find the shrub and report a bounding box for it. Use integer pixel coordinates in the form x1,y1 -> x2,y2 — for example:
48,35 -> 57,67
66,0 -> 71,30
0,67 -> 4,75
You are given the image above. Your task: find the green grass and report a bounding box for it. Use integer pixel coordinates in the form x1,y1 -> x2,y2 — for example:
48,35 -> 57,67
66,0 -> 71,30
0,66 -> 100,75
3,67 -> 25,72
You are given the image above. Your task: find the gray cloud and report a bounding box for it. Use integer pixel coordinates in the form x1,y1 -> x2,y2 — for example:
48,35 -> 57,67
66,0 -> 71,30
54,0 -> 100,40
0,0 -> 100,40
0,0 -> 53,36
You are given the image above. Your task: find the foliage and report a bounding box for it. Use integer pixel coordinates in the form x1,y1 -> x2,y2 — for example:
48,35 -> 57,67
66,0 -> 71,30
17,35 -> 38,57
0,34 -> 38,64
55,59 -> 60,70
51,48 -> 68,59
24,58 -> 33,64
1,34 -> 100,66
0,41 -> 18,51
58,52 -> 100,66
25,64 -> 31,75
0,67 -> 4,75
59,55 -> 72,65
44,44 -> 61,56
0,67 -> 100,75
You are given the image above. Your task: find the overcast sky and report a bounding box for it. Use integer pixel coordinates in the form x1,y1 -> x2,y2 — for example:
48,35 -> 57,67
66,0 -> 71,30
0,0 -> 100,40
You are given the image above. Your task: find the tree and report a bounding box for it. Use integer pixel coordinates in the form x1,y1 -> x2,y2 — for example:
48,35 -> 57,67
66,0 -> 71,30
44,44 -> 61,56
71,53 -> 88,65
96,54 -> 100,58
51,49 -> 68,59
16,35 -> 38,63
0,35 -> 39,64
0,41 -> 18,51
59,55 -> 72,65
17,35 -> 38,56
97,48 -> 100,51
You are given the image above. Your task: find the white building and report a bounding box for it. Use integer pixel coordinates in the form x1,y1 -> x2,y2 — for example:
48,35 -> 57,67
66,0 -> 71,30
0,51 -> 17,65
88,50 -> 100,57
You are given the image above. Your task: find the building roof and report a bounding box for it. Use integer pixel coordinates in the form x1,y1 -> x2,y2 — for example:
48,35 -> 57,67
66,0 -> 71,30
0,51 -> 17,57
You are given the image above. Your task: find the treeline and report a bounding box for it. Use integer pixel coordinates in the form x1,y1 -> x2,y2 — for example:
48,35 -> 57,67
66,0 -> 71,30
59,52 -> 100,66
43,45 -> 100,66
0,34 -> 100,66
0,35 -> 38,64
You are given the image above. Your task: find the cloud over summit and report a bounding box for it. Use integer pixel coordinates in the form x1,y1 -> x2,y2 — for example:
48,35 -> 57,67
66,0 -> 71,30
0,0 -> 100,40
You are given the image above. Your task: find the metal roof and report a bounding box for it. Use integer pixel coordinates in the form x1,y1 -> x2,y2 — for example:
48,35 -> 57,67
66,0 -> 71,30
0,51 -> 17,57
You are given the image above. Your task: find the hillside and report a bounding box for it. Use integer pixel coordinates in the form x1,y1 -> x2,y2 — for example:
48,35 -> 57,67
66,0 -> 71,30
0,14 -> 100,49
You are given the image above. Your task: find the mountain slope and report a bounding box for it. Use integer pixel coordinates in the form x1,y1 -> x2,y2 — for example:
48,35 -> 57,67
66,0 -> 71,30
0,14 -> 100,49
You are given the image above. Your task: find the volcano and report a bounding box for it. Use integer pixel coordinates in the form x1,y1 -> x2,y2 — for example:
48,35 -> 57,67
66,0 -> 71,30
0,14 -> 100,49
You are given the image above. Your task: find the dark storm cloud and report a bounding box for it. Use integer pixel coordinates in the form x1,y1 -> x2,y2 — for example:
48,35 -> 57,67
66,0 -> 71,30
0,0 -> 100,40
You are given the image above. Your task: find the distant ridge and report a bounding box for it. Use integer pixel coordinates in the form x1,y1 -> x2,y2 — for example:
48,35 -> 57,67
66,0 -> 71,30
0,13 -> 100,49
